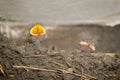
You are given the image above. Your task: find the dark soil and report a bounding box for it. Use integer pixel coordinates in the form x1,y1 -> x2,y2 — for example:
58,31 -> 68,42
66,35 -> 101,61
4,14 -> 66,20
0,30 -> 120,80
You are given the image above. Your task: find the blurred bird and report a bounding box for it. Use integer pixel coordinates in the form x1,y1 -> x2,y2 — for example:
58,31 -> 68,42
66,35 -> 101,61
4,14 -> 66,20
79,40 -> 95,53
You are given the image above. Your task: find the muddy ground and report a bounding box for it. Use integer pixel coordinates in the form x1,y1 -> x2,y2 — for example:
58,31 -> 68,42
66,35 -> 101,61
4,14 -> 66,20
0,24 -> 120,80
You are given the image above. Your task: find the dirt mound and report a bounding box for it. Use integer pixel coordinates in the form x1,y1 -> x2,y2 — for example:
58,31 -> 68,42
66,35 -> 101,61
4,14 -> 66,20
0,34 -> 120,80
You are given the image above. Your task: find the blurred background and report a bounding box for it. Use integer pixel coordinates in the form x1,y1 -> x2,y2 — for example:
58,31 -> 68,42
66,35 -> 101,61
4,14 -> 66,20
0,0 -> 120,25
0,0 -> 120,52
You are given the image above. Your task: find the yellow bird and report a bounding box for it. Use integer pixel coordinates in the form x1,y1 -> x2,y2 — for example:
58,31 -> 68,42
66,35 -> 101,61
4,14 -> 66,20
30,23 -> 46,36
29,23 -> 46,42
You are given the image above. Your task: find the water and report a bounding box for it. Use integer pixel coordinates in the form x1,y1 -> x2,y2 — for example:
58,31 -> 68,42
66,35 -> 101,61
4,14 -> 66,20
0,0 -> 120,25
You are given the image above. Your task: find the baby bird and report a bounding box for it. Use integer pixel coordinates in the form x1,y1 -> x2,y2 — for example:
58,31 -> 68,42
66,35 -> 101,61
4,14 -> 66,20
79,39 -> 95,53
28,23 -> 46,43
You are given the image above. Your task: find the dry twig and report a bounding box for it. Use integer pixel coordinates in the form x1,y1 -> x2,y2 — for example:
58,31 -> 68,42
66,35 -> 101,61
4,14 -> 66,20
13,65 -> 57,72
13,65 -> 98,79
49,61 -> 64,67
0,64 -> 6,76
24,52 -> 59,58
